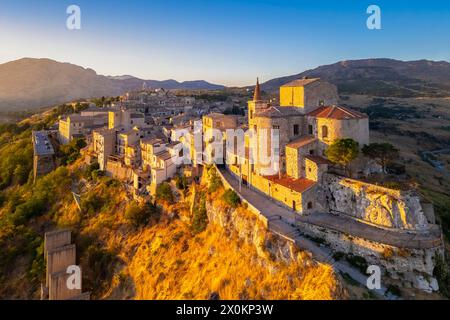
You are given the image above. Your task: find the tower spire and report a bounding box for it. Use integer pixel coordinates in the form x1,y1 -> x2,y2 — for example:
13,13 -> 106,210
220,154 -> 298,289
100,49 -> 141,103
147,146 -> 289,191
253,77 -> 261,101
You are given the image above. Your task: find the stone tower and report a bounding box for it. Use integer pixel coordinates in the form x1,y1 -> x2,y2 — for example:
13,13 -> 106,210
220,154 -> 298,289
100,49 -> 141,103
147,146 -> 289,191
248,78 -> 270,128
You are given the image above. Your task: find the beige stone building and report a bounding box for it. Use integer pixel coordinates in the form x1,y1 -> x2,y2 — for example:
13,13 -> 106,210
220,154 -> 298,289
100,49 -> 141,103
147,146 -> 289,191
224,77 -> 369,214
58,114 -> 108,144
32,131 -> 56,182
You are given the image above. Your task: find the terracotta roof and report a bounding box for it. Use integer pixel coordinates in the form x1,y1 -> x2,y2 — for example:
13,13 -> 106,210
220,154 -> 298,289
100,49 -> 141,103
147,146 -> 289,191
265,175 -> 316,193
281,78 -> 320,87
286,135 -> 317,149
305,155 -> 331,165
255,106 -> 303,118
307,105 -> 368,120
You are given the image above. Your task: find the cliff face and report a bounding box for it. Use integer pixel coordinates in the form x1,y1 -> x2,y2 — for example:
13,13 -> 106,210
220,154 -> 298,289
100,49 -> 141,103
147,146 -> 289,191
319,174 -> 430,231
114,185 -> 345,300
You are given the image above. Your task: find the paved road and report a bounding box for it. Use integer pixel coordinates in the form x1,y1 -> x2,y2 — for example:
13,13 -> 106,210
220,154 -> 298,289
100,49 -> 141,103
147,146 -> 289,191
217,166 -> 397,299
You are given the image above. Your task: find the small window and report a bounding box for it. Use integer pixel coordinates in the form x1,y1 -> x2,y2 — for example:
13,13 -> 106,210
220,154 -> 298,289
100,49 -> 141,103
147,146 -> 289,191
307,202 -> 313,209
308,125 -> 313,135
273,125 -> 280,130
309,149 -> 315,155
322,126 -> 328,139
250,110 -> 253,119
319,100 -> 325,106
293,124 -> 299,135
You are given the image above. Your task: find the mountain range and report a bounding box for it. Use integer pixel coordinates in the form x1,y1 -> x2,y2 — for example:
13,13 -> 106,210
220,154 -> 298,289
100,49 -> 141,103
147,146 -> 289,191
0,58 -> 224,110
260,58 -> 450,97
1,57 -> 450,110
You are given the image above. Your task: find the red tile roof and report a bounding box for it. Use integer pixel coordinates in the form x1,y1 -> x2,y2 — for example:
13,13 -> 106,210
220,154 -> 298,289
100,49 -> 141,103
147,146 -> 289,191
305,155 -> 331,165
286,135 -> 317,149
307,105 -> 368,120
265,175 -> 316,193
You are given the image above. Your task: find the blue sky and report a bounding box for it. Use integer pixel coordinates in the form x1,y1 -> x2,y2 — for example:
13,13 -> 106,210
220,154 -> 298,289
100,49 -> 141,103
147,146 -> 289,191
0,0 -> 448,86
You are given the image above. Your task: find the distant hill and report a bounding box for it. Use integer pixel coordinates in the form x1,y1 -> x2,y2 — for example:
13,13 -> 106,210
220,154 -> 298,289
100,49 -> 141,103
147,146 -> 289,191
261,59 -> 450,97
0,58 -> 224,110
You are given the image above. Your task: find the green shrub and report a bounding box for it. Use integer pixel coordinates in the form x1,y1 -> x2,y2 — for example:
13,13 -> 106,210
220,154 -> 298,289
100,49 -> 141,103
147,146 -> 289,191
208,168 -> 223,193
83,245 -> 119,293
85,162 -> 100,180
345,255 -> 368,273
175,175 -> 188,190
191,195 -> 208,235
222,189 -> 241,208
125,201 -> 160,228
59,138 -> 87,165
156,183 -> 174,204
9,196 -> 46,225
81,193 -> 104,215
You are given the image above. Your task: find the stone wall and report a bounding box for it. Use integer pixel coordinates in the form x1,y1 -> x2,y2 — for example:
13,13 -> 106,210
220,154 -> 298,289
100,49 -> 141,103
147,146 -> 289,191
296,220 -> 442,292
44,229 -> 71,256
318,174 -> 430,231
46,245 -> 76,287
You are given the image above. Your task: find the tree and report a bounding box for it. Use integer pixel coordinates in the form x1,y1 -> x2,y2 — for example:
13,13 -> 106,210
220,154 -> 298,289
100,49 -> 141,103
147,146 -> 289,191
362,143 -> 399,173
222,189 -> 241,208
156,182 -> 174,204
191,196 -> 208,234
125,201 -> 159,228
325,138 -> 359,176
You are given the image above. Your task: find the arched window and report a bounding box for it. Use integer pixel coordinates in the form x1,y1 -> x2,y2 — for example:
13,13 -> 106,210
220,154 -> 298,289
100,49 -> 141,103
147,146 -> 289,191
322,125 -> 328,139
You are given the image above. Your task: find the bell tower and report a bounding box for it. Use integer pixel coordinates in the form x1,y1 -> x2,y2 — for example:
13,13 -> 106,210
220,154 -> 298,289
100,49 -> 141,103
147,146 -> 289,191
248,78 -> 269,127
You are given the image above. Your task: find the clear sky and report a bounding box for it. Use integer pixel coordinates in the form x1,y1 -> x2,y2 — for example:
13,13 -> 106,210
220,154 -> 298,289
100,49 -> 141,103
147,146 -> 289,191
0,0 -> 449,86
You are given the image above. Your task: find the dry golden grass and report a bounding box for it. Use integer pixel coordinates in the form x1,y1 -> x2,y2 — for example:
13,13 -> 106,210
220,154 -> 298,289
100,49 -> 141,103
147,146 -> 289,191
122,221 -> 342,300
51,163 -> 345,300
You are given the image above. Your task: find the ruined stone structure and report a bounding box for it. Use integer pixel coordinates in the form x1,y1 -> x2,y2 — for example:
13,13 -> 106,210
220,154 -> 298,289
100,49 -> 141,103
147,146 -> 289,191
32,131 -> 56,182
43,230 -> 90,300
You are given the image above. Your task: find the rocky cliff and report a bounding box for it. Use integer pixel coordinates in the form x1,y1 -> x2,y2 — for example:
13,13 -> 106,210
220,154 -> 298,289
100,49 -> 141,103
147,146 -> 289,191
319,174 -> 430,231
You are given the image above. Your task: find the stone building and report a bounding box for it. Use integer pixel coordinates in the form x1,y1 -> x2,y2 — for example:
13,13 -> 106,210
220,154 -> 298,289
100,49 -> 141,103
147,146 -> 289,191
32,131 -> 56,182
108,109 -> 146,130
58,114 -> 108,145
224,77 -> 369,214
202,113 -> 238,164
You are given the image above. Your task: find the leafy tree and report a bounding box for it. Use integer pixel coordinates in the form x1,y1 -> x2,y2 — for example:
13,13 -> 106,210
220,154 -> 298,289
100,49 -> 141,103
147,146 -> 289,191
125,201 -> 159,228
207,167 -> 223,192
156,183 -> 174,204
191,196 -> 208,234
362,143 -> 399,173
175,175 -> 188,191
59,138 -> 87,165
222,189 -> 241,208
325,138 -> 359,176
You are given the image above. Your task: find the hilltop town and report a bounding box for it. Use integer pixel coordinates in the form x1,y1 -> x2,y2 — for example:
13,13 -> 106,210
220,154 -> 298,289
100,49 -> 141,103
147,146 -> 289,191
28,77 -> 445,297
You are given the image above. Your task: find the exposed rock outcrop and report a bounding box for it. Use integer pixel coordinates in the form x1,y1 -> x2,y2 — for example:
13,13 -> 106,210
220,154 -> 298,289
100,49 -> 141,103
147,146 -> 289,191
318,174 -> 429,231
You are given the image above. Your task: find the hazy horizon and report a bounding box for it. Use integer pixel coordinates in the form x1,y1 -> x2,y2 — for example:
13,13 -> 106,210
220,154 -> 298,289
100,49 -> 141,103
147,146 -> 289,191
1,0 -> 449,86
